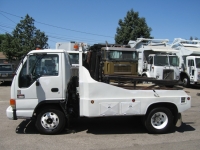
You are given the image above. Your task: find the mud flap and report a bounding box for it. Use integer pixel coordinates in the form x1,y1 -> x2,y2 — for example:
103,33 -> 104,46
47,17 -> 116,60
175,113 -> 182,127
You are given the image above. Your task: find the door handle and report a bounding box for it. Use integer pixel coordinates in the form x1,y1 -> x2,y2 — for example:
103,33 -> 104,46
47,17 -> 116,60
51,88 -> 59,92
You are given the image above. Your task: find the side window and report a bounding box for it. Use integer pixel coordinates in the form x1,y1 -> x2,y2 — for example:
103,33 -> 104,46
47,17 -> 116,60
188,60 -> 194,67
188,60 -> 191,66
191,60 -> 194,66
18,54 -> 59,88
148,56 -> 153,64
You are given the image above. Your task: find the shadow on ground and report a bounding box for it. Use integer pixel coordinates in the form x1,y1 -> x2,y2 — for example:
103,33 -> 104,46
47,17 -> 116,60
15,116 -> 195,135
175,122 -> 196,133
0,81 -> 12,86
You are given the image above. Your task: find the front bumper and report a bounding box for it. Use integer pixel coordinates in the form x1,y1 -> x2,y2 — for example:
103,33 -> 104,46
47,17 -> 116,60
6,106 -> 17,120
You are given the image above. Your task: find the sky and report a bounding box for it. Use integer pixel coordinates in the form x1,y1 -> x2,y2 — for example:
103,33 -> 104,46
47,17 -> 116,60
0,0 -> 200,48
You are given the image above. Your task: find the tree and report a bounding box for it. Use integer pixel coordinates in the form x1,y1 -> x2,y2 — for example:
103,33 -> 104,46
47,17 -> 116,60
0,34 -> 6,51
0,14 -> 48,61
115,9 -> 152,44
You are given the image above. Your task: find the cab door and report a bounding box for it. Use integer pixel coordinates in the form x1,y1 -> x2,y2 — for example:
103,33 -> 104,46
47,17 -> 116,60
187,59 -> 195,81
147,56 -> 154,77
15,53 -> 63,117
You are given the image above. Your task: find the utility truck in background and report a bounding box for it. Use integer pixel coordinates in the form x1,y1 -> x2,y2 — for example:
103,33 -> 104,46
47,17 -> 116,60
85,42 -> 177,86
6,45 -> 191,135
129,38 -> 180,84
56,41 -> 89,76
171,38 -> 200,87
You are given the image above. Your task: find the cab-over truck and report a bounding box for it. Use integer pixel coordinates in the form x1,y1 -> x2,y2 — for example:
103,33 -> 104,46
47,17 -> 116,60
129,38 -> 180,82
6,47 -> 191,135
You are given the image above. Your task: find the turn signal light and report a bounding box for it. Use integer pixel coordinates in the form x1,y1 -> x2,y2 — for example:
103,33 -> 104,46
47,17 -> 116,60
10,99 -> 16,108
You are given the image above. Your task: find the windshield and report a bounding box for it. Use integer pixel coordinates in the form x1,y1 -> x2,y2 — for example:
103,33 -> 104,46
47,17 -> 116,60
154,56 -> 169,66
195,58 -> 200,68
106,50 -> 138,61
169,56 -> 179,66
69,53 -> 79,64
0,65 -> 12,71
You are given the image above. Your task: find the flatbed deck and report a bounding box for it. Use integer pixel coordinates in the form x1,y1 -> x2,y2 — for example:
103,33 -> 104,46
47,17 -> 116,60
110,82 -> 183,90
102,75 -> 180,87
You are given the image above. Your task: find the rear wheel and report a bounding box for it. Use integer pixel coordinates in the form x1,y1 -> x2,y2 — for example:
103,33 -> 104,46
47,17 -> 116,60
145,107 -> 173,134
35,107 -> 66,135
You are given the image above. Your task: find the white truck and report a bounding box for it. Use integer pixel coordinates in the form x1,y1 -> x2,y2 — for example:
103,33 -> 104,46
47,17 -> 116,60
129,38 -> 180,83
6,46 -> 191,135
171,38 -> 200,87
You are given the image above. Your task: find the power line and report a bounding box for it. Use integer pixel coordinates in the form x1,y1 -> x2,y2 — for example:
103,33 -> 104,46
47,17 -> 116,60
0,27 -> 10,33
0,12 -> 16,24
0,10 -> 114,38
45,31 -> 109,42
47,34 -> 103,43
0,24 -> 14,30
0,23 -> 109,44
0,10 -> 23,19
35,20 -> 114,38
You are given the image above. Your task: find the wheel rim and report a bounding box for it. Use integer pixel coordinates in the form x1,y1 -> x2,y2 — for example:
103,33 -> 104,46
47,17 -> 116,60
183,78 -> 188,86
41,112 -> 59,130
151,112 -> 168,129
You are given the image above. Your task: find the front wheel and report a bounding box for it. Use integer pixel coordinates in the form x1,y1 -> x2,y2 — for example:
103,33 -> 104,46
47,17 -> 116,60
145,107 -> 173,134
182,76 -> 190,88
35,107 -> 66,135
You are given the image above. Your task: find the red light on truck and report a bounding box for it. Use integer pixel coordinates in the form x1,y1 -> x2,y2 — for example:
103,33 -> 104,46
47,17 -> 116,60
132,99 -> 135,102
187,97 -> 190,100
74,44 -> 79,50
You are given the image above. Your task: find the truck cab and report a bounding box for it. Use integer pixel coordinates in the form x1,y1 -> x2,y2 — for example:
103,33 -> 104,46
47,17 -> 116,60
86,43 -> 138,82
7,49 -> 71,119
129,38 -> 180,81
101,46 -> 138,75
184,56 -> 200,85
144,53 -> 179,80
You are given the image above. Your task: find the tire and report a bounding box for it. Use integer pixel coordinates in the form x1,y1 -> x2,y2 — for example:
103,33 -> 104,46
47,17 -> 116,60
35,107 -> 66,135
145,107 -> 173,134
142,74 -> 148,84
182,76 -> 190,88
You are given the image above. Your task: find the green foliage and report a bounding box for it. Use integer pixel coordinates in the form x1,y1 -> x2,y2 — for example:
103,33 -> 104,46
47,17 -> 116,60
0,14 -> 48,61
115,9 -> 152,44
0,34 -> 6,51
